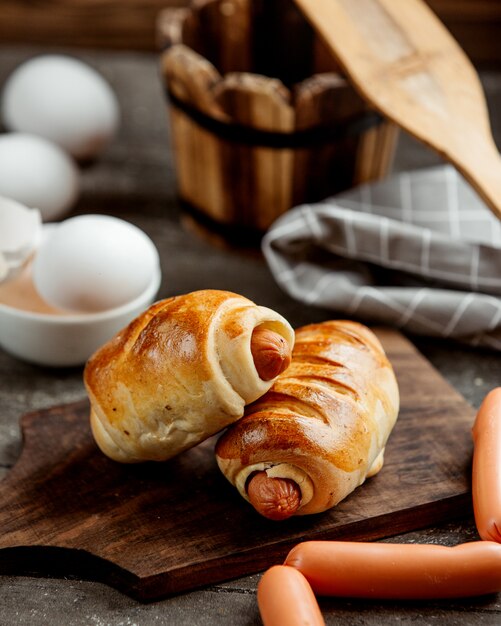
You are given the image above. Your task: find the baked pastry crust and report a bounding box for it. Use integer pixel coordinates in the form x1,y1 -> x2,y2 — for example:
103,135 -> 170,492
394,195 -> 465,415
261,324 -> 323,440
84,290 -> 294,462
216,320 -> 399,515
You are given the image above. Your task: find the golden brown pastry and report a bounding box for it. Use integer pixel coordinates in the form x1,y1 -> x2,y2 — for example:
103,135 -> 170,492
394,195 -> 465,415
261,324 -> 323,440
84,290 -> 294,463
215,320 -> 399,520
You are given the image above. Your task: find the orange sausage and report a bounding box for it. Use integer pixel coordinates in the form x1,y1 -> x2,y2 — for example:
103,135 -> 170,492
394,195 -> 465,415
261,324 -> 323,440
251,327 -> 292,381
257,565 -> 325,626
472,387 -> 501,542
285,540 -> 501,598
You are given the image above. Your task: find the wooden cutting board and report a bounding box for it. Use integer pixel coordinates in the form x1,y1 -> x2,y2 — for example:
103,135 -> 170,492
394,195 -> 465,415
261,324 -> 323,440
0,328 -> 476,601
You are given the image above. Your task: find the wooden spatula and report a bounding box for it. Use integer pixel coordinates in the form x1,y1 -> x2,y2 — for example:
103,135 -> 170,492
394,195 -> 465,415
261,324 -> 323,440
294,0 -> 501,221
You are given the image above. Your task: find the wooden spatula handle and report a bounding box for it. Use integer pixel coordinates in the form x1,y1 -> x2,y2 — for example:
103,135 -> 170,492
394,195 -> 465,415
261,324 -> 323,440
452,137 -> 501,222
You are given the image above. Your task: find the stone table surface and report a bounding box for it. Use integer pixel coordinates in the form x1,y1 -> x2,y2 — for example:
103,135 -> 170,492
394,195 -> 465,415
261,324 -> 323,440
0,46 -> 501,625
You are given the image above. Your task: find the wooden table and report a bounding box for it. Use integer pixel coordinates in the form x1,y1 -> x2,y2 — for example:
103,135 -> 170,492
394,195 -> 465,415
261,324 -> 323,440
1,46 -> 501,625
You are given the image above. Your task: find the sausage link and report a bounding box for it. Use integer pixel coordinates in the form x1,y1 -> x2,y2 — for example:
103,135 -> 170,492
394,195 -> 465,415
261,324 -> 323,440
250,327 -> 291,381
247,471 -> 301,520
257,565 -> 325,626
285,540 -> 501,598
472,387 -> 501,542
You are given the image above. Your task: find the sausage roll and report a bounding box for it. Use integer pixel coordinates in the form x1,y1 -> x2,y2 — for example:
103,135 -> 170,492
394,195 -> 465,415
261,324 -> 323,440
84,289 -> 294,463
215,320 -> 399,519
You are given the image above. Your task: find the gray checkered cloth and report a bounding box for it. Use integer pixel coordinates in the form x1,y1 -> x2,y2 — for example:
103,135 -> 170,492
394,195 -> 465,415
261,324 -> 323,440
263,165 -> 501,350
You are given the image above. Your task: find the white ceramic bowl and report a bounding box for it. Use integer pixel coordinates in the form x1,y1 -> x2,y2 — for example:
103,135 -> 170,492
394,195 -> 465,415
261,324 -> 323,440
0,266 -> 161,367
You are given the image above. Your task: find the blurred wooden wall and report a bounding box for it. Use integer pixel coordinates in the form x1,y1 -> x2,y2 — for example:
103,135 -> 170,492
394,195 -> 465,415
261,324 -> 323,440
0,0 -> 499,67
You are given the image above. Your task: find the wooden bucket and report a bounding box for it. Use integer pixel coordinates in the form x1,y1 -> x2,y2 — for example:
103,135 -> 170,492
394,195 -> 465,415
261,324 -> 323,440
158,0 -> 398,241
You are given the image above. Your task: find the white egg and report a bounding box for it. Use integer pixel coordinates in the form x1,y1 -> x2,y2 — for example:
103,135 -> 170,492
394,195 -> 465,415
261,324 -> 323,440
32,215 -> 160,313
0,133 -> 80,221
1,55 -> 120,160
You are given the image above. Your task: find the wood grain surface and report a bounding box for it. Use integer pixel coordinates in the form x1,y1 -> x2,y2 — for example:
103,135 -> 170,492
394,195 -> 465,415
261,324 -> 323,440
0,328 -> 475,601
0,0 -> 499,66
